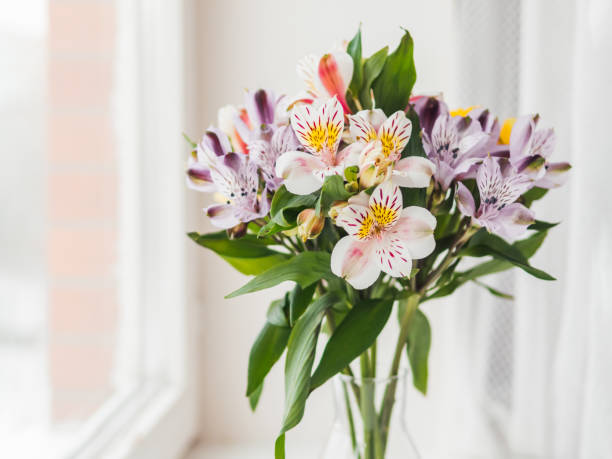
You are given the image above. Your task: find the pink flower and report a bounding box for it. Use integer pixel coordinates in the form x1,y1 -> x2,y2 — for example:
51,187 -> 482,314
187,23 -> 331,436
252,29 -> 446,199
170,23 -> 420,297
332,181 -> 437,289
297,51 -> 354,114
274,97 -> 359,195
456,157 -> 534,242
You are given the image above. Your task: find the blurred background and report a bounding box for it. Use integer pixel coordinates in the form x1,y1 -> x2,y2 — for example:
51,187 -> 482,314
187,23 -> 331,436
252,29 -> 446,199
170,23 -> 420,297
1,0 -> 610,458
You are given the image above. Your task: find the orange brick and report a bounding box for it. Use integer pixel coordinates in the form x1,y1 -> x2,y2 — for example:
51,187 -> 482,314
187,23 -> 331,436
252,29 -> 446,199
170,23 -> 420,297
49,1 -> 115,55
49,286 -> 117,335
48,169 -> 117,221
48,57 -> 113,110
49,112 -> 115,163
47,226 -> 116,279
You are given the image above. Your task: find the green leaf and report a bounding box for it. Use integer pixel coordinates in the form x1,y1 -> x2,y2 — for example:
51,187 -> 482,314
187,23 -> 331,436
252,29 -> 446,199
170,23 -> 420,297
521,187 -> 548,208
226,252 -> 334,298
246,322 -> 291,397
182,132 -> 197,148
472,279 -> 514,300
515,230 -> 548,258
249,383 -> 263,411
358,46 -> 388,109
316,175 -> 352,216
372,30 -> 416,115
405,309 -> 431,394
528,220 -> 559,231
258,220 -> 288,238
289,284 -> 317,326
275,433 -> 285,459
310,298 -> 393,390
347,26 -> 363,95
402,107 -> 427,158
268,186 -> 318,227
280,293 -> 338,436
267,295 -> 290,328
460,229 -> 555,280
188,231 -> 289,275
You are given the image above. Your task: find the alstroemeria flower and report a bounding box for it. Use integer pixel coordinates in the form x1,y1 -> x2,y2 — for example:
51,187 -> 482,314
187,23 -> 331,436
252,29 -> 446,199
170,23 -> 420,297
275,97 -> 359,195
332,181 -> 437,289
506,114 -> 571,188
189,128 -> 269,228
249,125 -> 302,191
422,112 -> 490,191
218,105 -> 250,154
456,157 -> 534,242
349,109 -> 436,188
234,89 -> 281,144
297,51 -> 353,114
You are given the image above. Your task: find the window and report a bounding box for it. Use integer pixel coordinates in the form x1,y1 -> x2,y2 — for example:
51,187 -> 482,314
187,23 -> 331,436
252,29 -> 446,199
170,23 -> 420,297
0,1 -> 196,457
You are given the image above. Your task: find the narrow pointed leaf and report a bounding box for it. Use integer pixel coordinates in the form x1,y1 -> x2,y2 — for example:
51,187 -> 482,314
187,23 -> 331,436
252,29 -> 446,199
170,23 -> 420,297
226,252 -> 334,298
310,298 -> 393,390
248,383 -> 264,411
405,309 -> 431,394
358,46 -> 388,109
246,322 -> 291,397
347,26 -> 363,95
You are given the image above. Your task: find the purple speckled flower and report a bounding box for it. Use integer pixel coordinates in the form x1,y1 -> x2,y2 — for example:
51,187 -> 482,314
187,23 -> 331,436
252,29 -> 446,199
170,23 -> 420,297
456,157 -> 535,242
507,114 -> 571,188
187,127 -> 269,228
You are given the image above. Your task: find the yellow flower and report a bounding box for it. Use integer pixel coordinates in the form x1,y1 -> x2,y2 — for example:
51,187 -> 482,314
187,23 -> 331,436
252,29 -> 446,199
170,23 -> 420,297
499,118 -> 516,145
450,106 -> 479,117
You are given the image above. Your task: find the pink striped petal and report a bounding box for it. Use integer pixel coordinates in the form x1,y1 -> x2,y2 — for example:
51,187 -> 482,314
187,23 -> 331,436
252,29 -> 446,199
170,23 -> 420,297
389,206 -> 436,259
369,181 -> 403,230
331,236 -> 380,289
378,111 -> 412,161
336,204 -> 374,239
375,237 -> 413,277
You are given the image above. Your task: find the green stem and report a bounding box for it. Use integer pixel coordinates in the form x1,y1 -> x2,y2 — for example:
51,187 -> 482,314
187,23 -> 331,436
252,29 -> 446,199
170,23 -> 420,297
378,293 -> 421,453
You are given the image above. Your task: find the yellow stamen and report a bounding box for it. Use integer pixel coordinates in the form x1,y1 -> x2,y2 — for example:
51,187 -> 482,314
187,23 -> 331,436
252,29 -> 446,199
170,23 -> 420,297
450,106 -> 479,117
499,118 -> 516,145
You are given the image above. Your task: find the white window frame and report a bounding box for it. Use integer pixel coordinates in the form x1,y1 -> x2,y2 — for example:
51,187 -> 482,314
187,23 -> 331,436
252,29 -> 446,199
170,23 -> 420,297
62,0 -> 197,457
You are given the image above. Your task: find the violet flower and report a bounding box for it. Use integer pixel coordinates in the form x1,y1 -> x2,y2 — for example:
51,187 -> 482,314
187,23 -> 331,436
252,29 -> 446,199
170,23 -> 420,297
456,157 -> 535,242
422,108 -> 490,191
506,114 -> 571,188
187,127 -> 269,229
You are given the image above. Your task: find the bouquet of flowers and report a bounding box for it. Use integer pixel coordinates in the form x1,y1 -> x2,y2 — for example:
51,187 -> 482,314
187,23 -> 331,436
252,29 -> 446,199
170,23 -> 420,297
186,27 -> 570,459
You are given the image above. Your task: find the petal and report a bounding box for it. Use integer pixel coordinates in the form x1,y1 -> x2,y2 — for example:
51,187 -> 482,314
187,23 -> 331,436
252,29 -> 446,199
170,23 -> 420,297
205,204 -> 241,229
514,155 -> 547,180
290,98 -> 344,157
534,162 -> 571,188
476,156 -> 503,199
336,204 -> 374,239
200,127 -> 232,159
186,163 -> 216,193
245,89 -> 276,126
378,111 -> 412,160
412,96 -> 449,136
375,237 -> 413,277
317,51 -> 353,113
369,181 -> 403,229
509,115 -> 536,159
484,203 -> 535,242
348,190 -> 370,207
275,151 -> 325,195
354,109 -> 387,133
297,54 -> 320,97
331,236 -> 380,289
455,181 -> 476,217
349,112 -> 378,144
336,142 -> 363,169
392,156 -> 436,188
389,207 -> 436,259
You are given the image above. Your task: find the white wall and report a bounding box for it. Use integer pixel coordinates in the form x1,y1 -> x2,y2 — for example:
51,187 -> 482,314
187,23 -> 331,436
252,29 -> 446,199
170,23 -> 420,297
189,0 -> 454,452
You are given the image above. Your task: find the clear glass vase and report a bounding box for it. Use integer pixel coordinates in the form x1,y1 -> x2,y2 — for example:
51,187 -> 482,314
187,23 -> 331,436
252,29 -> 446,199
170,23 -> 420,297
321,369 -> 420,459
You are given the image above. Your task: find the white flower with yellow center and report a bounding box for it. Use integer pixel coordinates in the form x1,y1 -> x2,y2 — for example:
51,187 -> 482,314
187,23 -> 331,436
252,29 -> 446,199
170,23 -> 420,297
332,181 -> 436,289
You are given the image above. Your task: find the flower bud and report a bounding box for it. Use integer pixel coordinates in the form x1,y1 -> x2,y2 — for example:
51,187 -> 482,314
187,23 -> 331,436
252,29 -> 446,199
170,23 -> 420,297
296,209 -> 325,242
227,222 -> 247,239
328,201 -> 348,222
359,164 -> 382,188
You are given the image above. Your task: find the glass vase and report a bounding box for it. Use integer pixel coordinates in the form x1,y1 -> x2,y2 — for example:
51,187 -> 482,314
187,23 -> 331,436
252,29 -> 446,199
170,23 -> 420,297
320,369 -> 420,459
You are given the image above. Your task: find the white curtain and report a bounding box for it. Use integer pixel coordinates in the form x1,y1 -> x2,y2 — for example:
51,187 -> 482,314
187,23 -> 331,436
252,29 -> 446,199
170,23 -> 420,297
435,0 -> 612,458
